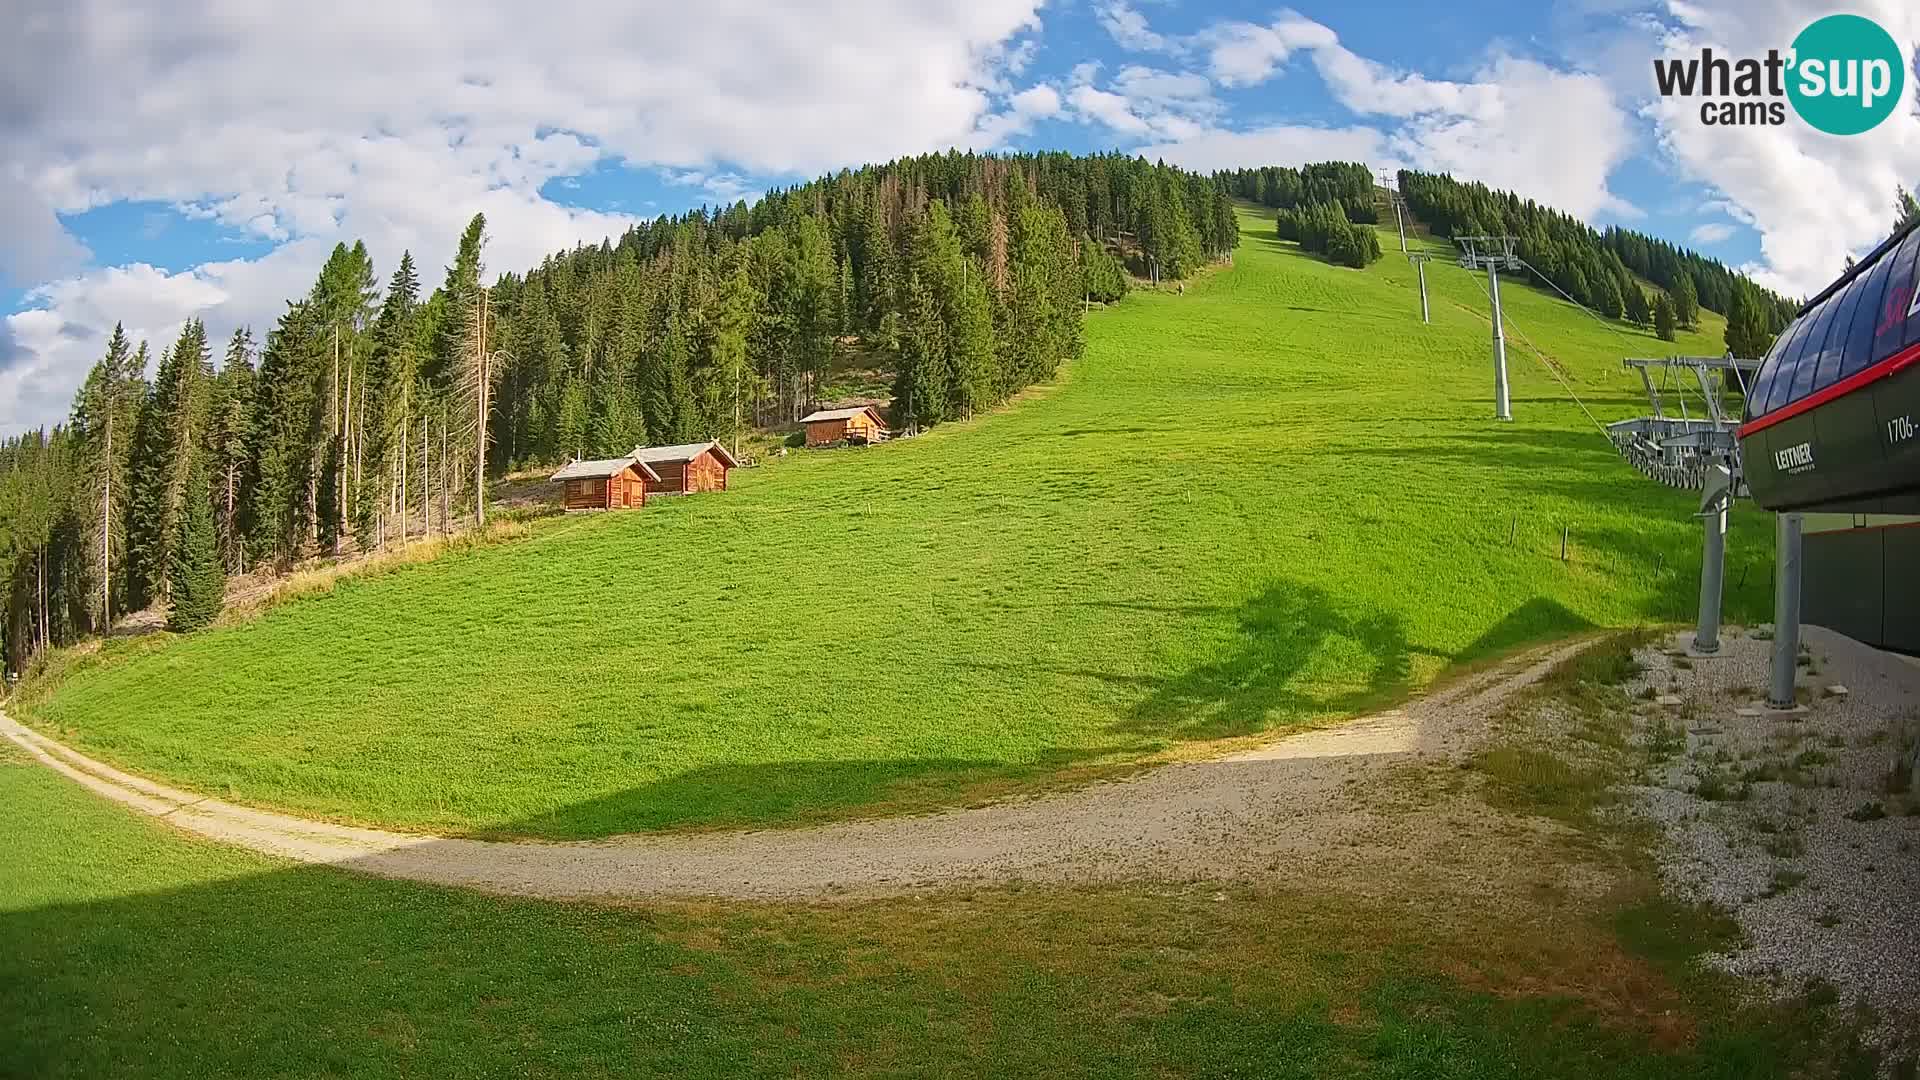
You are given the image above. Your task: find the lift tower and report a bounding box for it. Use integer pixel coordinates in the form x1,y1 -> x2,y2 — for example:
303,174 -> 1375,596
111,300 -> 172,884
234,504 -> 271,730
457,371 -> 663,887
1454,236 -> 1522,421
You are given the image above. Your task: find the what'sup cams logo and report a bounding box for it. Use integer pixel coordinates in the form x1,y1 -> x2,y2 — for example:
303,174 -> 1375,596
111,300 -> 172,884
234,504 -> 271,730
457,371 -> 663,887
1654,14 -> 1908,134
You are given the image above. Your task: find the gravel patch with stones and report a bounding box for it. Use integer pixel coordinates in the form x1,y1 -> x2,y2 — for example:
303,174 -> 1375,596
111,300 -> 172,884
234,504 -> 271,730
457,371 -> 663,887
1625,625 -> 1920,1057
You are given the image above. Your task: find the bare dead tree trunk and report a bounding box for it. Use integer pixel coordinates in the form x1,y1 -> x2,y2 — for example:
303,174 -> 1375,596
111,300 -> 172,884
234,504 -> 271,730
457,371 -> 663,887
38,548 -> 49,658
440,411 -> 450,536
225,462 -> 237,574
101,413 -> 112,628
475,288 -> 489,528
340,345 -> 352,548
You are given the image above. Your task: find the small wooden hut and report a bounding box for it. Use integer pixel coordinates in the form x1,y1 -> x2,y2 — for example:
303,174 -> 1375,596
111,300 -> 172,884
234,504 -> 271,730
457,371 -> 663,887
551,454 -> 659,511
635,441 -> 739,495
800,406 -> 890,447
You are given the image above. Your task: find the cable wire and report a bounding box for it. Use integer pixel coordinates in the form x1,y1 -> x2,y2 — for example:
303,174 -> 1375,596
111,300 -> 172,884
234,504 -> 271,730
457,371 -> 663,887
1470,269 -> 1613,441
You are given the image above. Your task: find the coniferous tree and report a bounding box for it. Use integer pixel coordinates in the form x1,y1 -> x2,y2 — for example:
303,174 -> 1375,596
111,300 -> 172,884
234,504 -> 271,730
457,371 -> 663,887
208,328 -> 257,573
166,458 -> 224,632
70,324 -> 142,627
1654,293 -> 1678,342
127,320 -> 213,606
1894,186 -> 1920,236
1672,273 -> 1700,329
1624,284 -> 1651,326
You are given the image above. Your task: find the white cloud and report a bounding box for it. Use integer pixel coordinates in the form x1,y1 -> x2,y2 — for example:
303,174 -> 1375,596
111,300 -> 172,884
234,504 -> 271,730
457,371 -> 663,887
1137,125 -> 1390,173
1069,86 -> 1154,136
1202,15 -> 1339,87
1097,1 -> 1174,54
0,170 -> 90,288
1124,8 -> 1638,222
1010,85 -> 1064,119
1688,222 -> 1736,245
0,0 -> 1046,434
1064,64 -> 1223,142
1630,0 -> 1920,296
661,169 -> 759,204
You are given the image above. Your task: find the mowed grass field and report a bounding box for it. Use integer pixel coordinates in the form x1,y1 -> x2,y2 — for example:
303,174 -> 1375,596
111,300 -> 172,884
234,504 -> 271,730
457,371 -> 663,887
0,733 -> 1867,1080
18,209 -> 1769,837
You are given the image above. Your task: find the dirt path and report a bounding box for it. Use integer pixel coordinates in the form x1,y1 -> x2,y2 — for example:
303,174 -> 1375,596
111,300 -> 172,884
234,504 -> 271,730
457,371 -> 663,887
1,641 -> 1587,901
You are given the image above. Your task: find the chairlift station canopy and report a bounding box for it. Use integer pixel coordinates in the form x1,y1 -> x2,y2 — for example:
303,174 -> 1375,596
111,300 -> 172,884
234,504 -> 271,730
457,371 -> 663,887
1739,220 -> 1920,514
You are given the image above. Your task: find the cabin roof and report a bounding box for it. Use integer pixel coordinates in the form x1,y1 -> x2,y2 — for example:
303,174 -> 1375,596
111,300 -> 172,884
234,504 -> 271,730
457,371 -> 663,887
550,454 -> 661,481
800,406 -> 888,426
635,440 -> 740,468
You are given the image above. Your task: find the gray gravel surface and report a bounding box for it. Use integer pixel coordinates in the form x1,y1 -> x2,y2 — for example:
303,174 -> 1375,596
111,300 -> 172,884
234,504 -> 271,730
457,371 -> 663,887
1627,626 -> 1920,1056
0,640 -> 1584,904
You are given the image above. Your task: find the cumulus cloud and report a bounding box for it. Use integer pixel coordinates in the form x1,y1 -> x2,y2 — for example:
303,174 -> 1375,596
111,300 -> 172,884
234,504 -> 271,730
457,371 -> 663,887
1064,65 -> 1223,142
0,0 -> 1046,434
1126,9 -> 1638,222
0,171 -> 90,288
1137,125 -> 1390,174
1096,1 -> 1175,54
1630,0 -> 1920,296
1688,222 -> 1736,245
1202,14 -> 1339,87
1010,85 -> 1064,119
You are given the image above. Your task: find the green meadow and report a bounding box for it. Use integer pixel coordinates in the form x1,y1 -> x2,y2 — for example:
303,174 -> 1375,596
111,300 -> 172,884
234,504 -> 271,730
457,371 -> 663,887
0,730 -> 1868,1080
19,210 -> 1768,838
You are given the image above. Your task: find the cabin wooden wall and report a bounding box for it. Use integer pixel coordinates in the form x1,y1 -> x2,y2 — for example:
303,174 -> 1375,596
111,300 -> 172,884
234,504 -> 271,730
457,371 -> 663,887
562,467 -> 646,510
645,461 -> 686,494
806,419 -> 846,447
563,477 -> 608,510
685,451 -> 728,492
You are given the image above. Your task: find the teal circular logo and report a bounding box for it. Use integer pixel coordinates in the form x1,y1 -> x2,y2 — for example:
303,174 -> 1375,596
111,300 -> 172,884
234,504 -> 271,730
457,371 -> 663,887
1787,15 -> 1906,135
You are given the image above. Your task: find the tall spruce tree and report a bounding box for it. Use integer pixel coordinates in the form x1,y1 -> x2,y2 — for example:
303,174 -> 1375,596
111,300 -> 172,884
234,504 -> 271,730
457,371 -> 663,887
70,324 -> 142,627
127,320 -> 213,606
1672,273 -> 1700,329
165,457 -> 225,632
208,329 -> 257,573
1654,292 -> 1678,342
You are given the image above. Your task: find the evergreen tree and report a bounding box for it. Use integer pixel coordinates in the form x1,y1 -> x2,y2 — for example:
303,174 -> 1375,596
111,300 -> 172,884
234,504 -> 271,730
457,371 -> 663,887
892,269 -> 948,430
127,320 -> 213,606
1624,285 -> 1651,326
1654,293 -> 1678,342
165,458 -> 224,633
360,252 -> 423,545
208,329 -> 257,573
1672,273 -> 1700,328
69,323 -> 142,627
1895,185 -> 1920,236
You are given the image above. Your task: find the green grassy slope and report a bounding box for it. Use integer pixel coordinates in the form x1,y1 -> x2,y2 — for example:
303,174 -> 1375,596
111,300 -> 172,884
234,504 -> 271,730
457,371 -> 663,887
21,209 -> 1767,837
0,739 -> 1853,1079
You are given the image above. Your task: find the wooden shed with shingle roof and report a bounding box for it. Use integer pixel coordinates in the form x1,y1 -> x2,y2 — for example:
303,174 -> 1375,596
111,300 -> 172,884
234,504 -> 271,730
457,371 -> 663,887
800,406 -> 889,447
551,453 -> 659,511
635,441 -> 739,495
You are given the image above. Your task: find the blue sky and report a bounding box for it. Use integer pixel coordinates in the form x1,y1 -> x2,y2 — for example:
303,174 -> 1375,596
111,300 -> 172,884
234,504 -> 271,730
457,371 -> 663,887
4,0 -> 1916,433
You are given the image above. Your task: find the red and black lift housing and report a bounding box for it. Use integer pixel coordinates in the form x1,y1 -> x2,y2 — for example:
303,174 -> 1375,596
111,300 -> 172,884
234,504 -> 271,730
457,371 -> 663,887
1738,221 -> 1920,653
1740,220 -> 1920,513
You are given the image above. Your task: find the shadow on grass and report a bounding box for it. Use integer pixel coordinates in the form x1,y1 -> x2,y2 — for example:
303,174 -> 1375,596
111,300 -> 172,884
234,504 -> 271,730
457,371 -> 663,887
1109,588 -> 1602,742
1109,581 -> 1433,741
495,749 -> 1119,838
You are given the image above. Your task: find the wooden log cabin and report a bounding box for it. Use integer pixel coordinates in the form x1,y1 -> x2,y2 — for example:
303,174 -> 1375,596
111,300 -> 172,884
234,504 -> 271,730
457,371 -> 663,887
550,454 -> 659,511
635,441 -> 739,495
800,406 -> 890,447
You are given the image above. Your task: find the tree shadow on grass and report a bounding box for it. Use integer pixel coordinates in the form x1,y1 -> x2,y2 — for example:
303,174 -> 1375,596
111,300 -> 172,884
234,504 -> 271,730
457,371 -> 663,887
494,749 -> 1121,839
1108,581 -> 1433,741
1105,586 -> 1604,743
968,587 -> 1606,748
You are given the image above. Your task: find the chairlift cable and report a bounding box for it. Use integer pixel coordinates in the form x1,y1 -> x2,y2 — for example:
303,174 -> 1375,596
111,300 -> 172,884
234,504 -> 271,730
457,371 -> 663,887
1517,257 -> 1641,350
1472,272 -> 1612,441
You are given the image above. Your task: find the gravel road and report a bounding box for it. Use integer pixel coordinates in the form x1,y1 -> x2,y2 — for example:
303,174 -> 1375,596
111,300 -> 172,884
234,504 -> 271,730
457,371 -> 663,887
1,640 -> 1586,902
